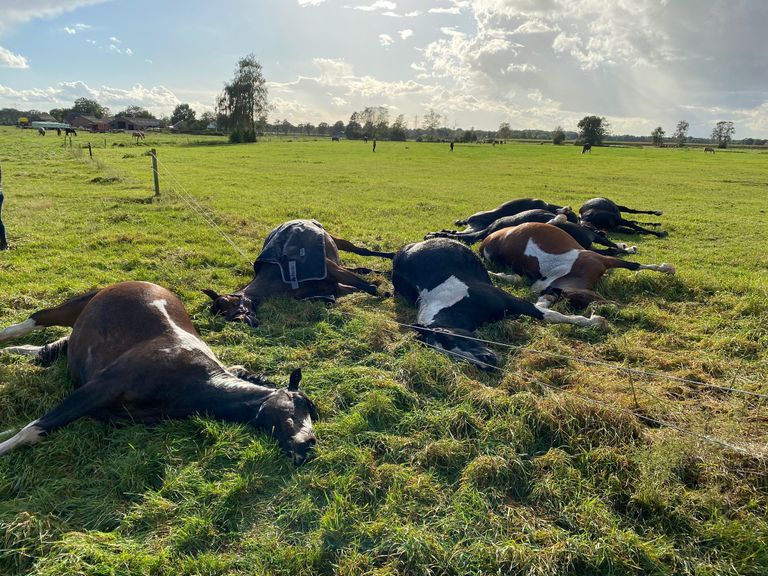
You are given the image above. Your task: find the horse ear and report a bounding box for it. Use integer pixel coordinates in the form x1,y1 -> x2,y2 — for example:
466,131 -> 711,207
202,289 -> 219,301
288,368 -> 302,391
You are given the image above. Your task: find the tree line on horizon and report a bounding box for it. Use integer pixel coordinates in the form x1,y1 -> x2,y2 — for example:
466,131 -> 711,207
1,54 -> 764,147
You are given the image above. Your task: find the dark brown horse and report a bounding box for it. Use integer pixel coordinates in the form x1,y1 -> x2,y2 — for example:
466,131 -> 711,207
204,219 -> 394,326
0,282 -> 318,464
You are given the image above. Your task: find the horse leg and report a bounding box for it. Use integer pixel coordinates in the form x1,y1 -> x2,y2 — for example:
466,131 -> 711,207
600,255 -> 675,275
501,293 -> 606,328
1,336 -> 69,367
618,219 -> 668,237
0,379 -> 115,456
616,204 -> 663,216
0,290 -> 99,343
326,260 -> 379,296
331,236 -> 395,259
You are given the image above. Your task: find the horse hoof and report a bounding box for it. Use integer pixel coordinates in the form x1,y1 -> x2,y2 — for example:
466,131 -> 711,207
590,314 -> 609,330
659,263 -> 676,275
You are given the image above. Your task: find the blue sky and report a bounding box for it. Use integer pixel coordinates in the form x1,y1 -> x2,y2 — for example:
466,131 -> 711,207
1,0 -> 767,137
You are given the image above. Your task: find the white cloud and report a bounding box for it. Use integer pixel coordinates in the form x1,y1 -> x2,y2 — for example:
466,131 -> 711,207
349,1 -> 397,12
145,58 -> 153,64
85,38 -> 96,44
331,96 -> 348,107
378,33 -> 394,47
0,80 -> 181,116
0,1 -> 109,35
109,36 -> 121,43
297,0 -> 326,5
0,46 -> 29,68
64,22 -> 91,34
399,29 -> 413,39
109,43 -> 121,53
125,47 -> 133,55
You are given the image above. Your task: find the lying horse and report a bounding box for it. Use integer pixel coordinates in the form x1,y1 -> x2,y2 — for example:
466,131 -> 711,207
452,198 -> 576,231
0,281 -> 318,464
480,223 -> 675,309
427,209 -> 636,256
391,238 -> 605,369
204,219 -> 394,326
579,197 -> 667,237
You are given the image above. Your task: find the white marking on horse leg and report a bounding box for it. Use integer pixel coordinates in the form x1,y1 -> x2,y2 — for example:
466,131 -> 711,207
0,319 -> 40,343
0,421 -> 44,456
537,307 -> 608,329
547,214 -> 568,225
637,263 -> 675,274
416,276 -> 470,326
489,271 -> 524,284
535,295 -> 556,309
0,344 -> 43,357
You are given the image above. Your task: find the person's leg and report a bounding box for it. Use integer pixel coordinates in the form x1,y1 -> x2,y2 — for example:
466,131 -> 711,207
0,194 -> 7,249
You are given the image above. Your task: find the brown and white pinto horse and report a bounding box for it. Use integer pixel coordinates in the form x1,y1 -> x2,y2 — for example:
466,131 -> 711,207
204,220 -> 394,326
480,223 -> 675,309
0,282 -> 318,464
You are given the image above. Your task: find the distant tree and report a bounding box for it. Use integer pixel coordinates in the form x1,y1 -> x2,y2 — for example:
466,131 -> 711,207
651,126 -> 665,147
552,125 -> 566,145
390,114 -> 407,141
216,53 -> 269,143
332,120 -> 344,136
423,108 -> 441,140
497,122 -> 511,140
317,122 -> 329,136
461,127 -> 477,143
0,108 -> 25,125
577,115 -> 609,145
711,121 -> 735,149
72,97 -> 110,119
346,112 -> 363,139
115,105 -> 155,119
171,103 -> 196,125
673,120 -> 689,147
49,107 -> 72,122
280,119 -> 293,135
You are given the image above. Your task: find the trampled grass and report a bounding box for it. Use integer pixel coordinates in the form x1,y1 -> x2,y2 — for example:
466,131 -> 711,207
0,127 -> 766,575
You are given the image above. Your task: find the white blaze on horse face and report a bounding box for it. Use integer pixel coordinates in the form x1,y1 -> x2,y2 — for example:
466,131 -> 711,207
150,299 -> 217,360
416,275 -> 470,326
523,238 -> 581,293
292,415 -> 315,445
0,319 -> 40,343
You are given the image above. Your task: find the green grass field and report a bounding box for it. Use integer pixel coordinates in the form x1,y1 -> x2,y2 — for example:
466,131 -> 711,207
0,126 -> 766,575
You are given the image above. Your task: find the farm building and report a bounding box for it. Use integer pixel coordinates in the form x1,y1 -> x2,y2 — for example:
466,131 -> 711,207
110,116 -> 161,131
70,115 -> 111,132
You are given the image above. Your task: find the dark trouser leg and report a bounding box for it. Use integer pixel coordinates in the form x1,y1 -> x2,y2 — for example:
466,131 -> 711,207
0,194 -> 7,249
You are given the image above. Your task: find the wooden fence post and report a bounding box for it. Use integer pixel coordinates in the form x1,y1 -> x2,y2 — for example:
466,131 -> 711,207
150,148 -> 160,197
88,143 -> 93,159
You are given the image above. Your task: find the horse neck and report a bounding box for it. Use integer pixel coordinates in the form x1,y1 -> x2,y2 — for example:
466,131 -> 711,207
241,264 -> 285,299
199,371 -> 277,424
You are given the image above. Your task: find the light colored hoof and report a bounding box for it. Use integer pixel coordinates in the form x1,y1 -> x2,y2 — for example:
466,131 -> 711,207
590,314 -> 609,329
627,246 -> 638,254
659,263 -> 676,274
548,214 -> 568,225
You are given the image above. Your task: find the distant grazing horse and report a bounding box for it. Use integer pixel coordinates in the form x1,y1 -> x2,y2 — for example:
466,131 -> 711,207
480,223 -> 675,309
332,136 -> 340,142
579,197 -> 667,237
203,219 -> 394,326
704,147 -> 715,154
582,143 -> 592,154
64,128 -> 77,137
132,131 -> 145,144
0,281 -> 318,464
37,127 -> 45,136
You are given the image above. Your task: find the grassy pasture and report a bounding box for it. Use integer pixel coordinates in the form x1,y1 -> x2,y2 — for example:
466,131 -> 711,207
0,126 -> 767,575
